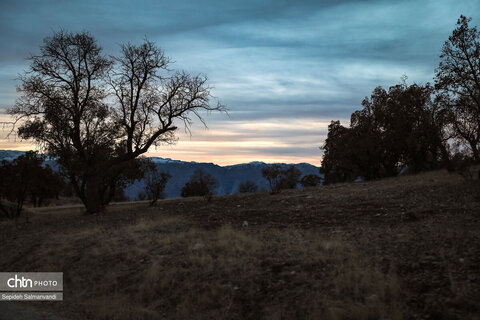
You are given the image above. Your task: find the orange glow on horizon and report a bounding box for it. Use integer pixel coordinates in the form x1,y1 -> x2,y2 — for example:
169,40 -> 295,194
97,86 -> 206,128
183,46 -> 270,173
0,142 -> 323,166
1,116 -> 328,166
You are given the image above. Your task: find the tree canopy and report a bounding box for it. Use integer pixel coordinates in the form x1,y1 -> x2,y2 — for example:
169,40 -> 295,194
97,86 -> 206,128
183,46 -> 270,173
181,169 -> 218,200
321,83 -> 448,184
435,15 -> 480,161
320,15 -> 480,184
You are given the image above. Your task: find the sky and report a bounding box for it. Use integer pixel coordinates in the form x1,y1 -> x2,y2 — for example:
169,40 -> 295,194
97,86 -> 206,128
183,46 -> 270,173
0,0 -> 479,166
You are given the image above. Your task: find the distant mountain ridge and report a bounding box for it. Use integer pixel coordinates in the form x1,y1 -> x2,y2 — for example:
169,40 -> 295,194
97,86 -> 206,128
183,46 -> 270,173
0,150 -> 321,199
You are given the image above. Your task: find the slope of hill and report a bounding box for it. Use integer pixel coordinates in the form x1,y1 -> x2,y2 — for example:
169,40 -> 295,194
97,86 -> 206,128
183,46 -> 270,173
126,157 -> 320,199
1,170 -> 479,319
0,150 -> 321,199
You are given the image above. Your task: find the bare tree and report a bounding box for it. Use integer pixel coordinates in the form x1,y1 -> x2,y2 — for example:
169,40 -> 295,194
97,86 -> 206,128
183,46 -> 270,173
435,16 -> 480,161
142,159 -> 171,206
9,30 -> 225,214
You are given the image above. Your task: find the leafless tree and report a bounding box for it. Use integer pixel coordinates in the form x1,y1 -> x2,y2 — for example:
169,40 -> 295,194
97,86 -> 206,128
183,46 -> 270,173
142,159 -> 171,206
9,30 -> 225,214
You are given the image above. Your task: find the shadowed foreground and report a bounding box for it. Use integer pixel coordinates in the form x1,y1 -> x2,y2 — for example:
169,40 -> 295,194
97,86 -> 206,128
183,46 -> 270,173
0,170 -> 479,319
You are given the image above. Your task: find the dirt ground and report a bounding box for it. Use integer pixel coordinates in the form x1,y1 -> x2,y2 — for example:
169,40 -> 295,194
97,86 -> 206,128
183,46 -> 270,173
0,170 -> 479,319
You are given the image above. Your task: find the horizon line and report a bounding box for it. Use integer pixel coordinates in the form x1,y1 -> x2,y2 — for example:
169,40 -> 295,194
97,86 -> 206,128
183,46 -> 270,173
0,148 -> 321,167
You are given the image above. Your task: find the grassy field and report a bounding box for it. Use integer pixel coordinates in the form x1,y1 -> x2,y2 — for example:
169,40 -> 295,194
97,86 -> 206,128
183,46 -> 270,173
1,170 -> 479,319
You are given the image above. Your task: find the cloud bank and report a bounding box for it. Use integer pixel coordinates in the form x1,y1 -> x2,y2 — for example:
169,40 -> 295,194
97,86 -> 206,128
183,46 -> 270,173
1,0 -> 479,165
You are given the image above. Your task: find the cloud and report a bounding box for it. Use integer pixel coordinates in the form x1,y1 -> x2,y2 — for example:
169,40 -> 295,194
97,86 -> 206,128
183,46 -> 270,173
1,0 -> 480,164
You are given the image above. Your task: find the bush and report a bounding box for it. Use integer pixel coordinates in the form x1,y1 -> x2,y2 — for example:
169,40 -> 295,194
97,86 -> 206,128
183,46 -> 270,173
300,174 -> 322,187
279,166 -> 301,189
0,151 -> 63,223
449,153 -> 480,180
181,169 -> 218,201
238,181 -> 258,193
261,164 -> 282,193
262,165 -> 301,193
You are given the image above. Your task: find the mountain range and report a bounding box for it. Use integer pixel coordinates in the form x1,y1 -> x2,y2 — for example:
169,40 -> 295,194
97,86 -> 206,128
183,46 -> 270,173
0,150 -> 321,199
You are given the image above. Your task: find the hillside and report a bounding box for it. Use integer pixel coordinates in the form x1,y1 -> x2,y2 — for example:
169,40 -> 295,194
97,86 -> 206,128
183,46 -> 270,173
125,158 -> 320,199
0,170 -> 479,319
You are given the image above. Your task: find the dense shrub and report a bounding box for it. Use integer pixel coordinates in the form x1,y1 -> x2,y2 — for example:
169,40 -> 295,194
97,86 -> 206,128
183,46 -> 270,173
262,165 -> 301,193
238,181 -> 258,193
0,151 -> 64,223
261,165 -> 282,193
279,166 -> 301,189
181,169 -> 218,201
300,174 -> 322,187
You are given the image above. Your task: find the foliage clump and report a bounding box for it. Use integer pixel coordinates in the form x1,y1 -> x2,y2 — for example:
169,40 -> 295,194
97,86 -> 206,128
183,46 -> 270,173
262,165 -> 301,193
0,151 -> 64,223
300,174 -> 322,187
181,169 -> 218,201
238,181 -> 258,194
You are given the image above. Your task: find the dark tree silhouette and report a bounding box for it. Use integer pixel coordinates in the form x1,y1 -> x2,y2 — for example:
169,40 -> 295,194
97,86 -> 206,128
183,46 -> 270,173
262,165 -> 301,193
279,165 -> 301,189
435,15 -> 480,162
98,158 -> 146,206
9,30 -> 224,214
261,164 -> 282,194
29,163 -> 65,207
321,82 -> 448,184
238,181 -> 258,193
181,169 -> 218,201
142,159 -> 171,206
300,174 -> 322,187
319,121 -> 358,184
0,151 -> 62,224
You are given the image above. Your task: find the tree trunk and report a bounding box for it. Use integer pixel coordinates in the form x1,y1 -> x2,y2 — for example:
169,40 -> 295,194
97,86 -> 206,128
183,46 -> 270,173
0,201 -> 10,219
104,180 -> 116,205
471,143 -> 480,163
438,141 -> 452,171
85,174 -> 104,214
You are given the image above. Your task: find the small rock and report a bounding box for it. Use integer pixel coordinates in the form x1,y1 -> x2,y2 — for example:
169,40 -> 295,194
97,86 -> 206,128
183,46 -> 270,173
233,285 -> 240,290
242,221 -> 249,227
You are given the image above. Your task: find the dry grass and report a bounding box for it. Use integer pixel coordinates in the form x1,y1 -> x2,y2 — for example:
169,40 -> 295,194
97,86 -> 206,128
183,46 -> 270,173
1,170 -> 479,319
27,217 -> 402,320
